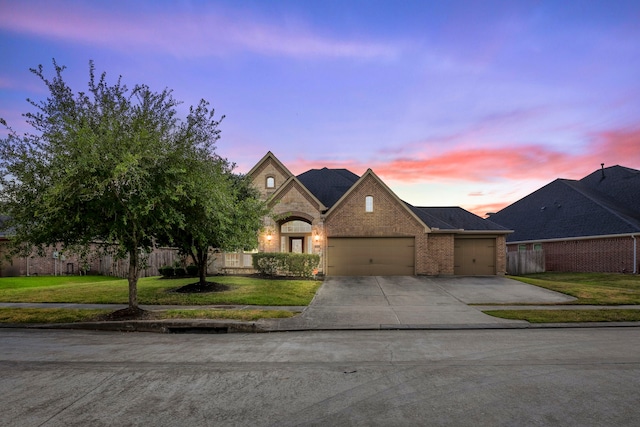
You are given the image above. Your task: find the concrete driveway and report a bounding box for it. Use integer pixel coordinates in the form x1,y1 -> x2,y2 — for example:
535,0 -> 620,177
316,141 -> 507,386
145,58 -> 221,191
267,276 -> 575,330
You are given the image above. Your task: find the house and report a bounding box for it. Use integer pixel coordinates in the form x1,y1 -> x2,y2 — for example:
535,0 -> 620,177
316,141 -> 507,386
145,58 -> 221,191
221,151 -> 511,276
488,165 -> 640,274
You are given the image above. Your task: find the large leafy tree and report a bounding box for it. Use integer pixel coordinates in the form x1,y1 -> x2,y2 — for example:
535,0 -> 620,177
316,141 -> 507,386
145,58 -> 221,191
163,152 -> 267,287
0,60 -> 224,310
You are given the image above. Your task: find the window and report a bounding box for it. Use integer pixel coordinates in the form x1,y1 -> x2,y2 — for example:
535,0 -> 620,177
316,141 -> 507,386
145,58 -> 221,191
225,253 -> 241,267
266,176 -> 275,188
533,243 -> 543,251
281,220 -> 312,233
365,195 -> 373,212
518,244 -> 527,252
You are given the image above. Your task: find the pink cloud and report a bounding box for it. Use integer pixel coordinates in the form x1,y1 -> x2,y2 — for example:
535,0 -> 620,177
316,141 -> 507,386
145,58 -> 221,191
0,2 -> 398,60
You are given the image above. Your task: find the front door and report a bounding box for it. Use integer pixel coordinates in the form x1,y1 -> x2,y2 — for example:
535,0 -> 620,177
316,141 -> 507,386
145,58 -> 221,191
291,238 -> 303,253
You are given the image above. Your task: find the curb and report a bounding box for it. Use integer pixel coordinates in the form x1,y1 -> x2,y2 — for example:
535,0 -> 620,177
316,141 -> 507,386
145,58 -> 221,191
2,320 -> 639,334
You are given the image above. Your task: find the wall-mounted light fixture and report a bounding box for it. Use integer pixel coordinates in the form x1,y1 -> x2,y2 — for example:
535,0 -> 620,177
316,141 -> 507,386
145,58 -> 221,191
314,233 -> 320,242
266,233 -> 272,242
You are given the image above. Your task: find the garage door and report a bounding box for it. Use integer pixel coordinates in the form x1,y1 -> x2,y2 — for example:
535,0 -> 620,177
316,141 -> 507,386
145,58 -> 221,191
454,238 -> 496,275
327,237 -> 415,276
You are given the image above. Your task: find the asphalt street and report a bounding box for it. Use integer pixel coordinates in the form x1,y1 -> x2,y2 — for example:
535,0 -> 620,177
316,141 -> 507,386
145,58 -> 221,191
1,327 -> 639,426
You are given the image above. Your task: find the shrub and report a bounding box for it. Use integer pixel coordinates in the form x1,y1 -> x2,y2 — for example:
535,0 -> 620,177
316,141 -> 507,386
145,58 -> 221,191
158,266 -> 174,277
252,253 -> 320,278
186,265 -> 199,277
174,267 -> 187,277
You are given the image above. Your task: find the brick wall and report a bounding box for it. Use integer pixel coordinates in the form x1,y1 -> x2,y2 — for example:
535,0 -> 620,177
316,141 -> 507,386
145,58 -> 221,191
426,234 -> 454,275
249,157 -> 292,200
496,235 -> 507,275
508,236 -> 637,273
324,173 -> 447,274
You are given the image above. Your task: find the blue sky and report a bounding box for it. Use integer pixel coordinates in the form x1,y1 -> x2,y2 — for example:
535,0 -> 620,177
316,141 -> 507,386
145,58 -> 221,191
1,0 -> 639,215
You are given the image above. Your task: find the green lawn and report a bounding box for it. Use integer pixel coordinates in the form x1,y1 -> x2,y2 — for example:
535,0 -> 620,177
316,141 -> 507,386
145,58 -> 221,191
508,272 -> 640,305
485,273 -> 640,323
0,275 -> 322,306
484,309 -> 640,323
0,307 -> 296,324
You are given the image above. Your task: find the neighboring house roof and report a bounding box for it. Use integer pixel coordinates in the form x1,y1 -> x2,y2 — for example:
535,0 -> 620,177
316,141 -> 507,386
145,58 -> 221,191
489,165 -> 640,242
297,168 -> 359,209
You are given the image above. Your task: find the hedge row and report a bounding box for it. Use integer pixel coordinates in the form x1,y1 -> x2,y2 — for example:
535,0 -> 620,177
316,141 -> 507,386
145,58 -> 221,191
252,253 -> 320,278
158,265 -> 199,278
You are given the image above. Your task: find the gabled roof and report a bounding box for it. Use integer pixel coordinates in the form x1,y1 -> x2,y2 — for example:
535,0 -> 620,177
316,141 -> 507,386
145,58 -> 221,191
410,206 -> 510,232
296,168 -> 359,209
324,169 -> 429,232
489,165 -> 640,242
246,151 -> 294,180
249,152 -> 513,235
267,175 -> 327,212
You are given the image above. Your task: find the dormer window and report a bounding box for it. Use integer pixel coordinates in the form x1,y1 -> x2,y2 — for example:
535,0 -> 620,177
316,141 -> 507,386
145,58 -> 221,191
365,195 -> 373,212
266,176 -> 275,189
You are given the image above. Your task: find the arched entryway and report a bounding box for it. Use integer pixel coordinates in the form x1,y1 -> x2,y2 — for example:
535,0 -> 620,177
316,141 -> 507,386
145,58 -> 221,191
279,219 -> 313,254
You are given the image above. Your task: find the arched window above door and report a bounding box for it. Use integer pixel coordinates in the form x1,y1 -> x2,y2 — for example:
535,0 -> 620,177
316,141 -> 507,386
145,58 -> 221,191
281,220 -> 312,233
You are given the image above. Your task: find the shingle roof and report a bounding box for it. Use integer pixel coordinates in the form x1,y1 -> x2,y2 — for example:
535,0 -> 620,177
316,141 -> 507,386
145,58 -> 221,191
297,167 -> 507,232
410,206 -> 510,231
296,168 -> 360,209
489,165 -> 640,242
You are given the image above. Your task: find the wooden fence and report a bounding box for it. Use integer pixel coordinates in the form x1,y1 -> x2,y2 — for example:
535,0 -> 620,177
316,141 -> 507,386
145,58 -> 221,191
507,250 -> 545,275
90,247 -> 180,278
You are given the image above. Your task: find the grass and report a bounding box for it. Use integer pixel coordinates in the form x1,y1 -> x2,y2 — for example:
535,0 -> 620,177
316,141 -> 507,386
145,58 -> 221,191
483,273 -> 640,323
484,309 -> 640,323
0,308 -> 111,324
0,307 -> 297,324
0,275 -> 322,306
508,272 -> 640,305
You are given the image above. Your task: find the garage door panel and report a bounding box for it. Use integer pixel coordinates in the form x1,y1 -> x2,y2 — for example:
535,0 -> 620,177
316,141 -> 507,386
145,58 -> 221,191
328,237 -> 415,276
454,238 -> 496,275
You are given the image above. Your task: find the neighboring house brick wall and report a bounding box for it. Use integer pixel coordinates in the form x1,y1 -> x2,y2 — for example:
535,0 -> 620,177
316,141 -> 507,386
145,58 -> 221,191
544,237 -> 635,273
508,236 -> 636,273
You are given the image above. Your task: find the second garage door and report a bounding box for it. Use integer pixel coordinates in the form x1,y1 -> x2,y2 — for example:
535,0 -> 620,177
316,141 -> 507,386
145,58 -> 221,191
327,237 -> 415,276
454,238 -> 496,275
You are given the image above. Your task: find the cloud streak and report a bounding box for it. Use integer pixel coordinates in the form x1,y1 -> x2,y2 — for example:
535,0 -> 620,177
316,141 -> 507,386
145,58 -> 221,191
0,1 -> 398,60
292,126 -> 640,184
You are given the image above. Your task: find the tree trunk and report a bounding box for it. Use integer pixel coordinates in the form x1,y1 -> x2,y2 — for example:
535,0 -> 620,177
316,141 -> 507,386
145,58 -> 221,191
128,249 -> 139,308
198,246 -> 208,286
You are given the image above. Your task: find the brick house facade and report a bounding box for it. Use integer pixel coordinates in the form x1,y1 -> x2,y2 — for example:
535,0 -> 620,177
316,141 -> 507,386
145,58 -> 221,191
233,152 -> 510,276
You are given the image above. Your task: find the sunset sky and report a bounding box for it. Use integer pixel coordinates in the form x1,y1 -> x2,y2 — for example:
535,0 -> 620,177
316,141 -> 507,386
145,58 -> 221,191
1,0 -> 639,216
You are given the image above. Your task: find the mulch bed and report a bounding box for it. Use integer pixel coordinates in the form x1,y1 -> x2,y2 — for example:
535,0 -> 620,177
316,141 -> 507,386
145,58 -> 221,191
173,281 -> 231,293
